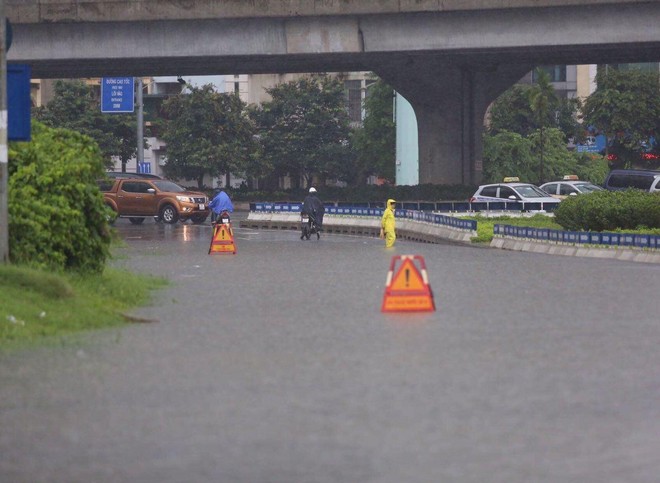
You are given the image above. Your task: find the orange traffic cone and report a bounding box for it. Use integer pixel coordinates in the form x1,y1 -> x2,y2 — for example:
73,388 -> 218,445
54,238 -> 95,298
381,255 -> 435,312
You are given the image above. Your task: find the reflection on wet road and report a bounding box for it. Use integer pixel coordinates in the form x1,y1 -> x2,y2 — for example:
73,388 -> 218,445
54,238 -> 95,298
2,215 -> 660,482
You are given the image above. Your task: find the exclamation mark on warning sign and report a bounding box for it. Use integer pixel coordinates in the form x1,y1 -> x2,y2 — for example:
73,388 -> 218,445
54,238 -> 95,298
405,268 -> 410,287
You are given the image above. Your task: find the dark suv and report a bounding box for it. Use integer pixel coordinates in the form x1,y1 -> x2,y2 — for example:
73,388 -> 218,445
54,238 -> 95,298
603,169 -> 660,191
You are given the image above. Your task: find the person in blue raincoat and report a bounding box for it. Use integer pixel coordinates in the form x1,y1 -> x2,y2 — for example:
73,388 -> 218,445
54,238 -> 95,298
209,190 -> 234,223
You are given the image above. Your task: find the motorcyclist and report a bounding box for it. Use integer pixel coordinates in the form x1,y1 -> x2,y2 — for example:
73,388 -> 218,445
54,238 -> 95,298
209,190 -> 234,224
302,187 -> 325,230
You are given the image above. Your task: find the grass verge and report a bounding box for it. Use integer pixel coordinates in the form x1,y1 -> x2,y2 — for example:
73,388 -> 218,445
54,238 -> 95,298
465,214 -> 660,243
0,264 -> 167,350
467,215 -> 563,243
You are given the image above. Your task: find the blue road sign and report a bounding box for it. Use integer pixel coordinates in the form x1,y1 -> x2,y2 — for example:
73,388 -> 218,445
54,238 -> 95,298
101,77 -> 134,113
8,64 -> 31,141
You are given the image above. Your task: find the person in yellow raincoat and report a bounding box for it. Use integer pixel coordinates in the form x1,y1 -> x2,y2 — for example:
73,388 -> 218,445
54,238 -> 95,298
380,199 -> 396,248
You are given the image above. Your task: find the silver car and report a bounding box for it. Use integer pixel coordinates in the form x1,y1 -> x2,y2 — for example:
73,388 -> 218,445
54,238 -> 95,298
470,182 -> 561,206
539,180 -> 604,199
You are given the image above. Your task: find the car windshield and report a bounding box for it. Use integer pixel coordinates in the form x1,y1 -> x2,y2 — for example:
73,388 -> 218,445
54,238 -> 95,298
514,185 -> 551,198
152,180 -> 187,193
575,183 -> 603,193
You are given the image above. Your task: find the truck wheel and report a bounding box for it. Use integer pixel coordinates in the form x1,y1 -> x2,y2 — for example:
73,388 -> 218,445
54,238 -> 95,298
159,205 -> 179,224
129,217 -> 145,225
190,214 -> 208,224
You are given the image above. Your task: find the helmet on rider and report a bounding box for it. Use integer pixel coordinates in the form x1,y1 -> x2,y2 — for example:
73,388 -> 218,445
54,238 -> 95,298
309,187 -> 317,193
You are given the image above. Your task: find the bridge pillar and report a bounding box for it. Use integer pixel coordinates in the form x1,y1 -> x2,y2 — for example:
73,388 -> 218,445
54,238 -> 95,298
375,60 -> 531,185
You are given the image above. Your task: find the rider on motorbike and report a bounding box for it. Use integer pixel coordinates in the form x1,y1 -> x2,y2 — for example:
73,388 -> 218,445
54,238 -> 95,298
302,187 -> 324,229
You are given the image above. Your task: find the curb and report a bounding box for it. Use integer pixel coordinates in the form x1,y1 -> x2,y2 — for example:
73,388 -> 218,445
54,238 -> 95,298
240,212 -> 660,264
491,237 -> 660,264
239,212 -> 476,245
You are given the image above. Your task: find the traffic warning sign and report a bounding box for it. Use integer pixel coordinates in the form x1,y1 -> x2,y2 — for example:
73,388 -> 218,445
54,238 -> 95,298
208,223 -> 237,255
381,255 -> 435,312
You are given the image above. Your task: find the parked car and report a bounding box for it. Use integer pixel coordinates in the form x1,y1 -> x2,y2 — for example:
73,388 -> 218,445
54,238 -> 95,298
603,169 -> 660,191
539,178 -> 604,199
470,179 -> 561,209
651,177 -> 660,193
100,177 -> 209,224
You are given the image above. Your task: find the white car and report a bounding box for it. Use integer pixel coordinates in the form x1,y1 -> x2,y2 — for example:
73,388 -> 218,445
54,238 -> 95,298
470,182 -> 561,207
539,180 -> 604,199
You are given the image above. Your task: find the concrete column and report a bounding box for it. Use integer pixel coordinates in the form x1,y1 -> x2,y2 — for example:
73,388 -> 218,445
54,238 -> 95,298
375,59 -> 531,185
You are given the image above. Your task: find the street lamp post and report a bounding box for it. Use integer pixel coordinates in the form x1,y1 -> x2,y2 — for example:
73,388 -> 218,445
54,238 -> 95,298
136,77 -> 144,172
0,9 -> 9,263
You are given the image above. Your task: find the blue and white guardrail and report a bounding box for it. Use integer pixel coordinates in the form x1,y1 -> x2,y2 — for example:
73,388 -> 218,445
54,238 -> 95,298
252,200 -> 558,213
494,225 -> 660,250
250,203 -> 477,232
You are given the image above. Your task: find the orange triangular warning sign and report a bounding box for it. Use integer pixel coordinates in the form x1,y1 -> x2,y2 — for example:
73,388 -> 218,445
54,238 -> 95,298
382,255 -> 435,312
208,223 -> 237,255
389,258 -> 426,291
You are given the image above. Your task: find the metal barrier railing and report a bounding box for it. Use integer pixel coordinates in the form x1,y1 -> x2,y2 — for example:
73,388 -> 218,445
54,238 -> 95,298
250,201 -> 559,213
494,225 -> 660,250
250,203 -> 477,232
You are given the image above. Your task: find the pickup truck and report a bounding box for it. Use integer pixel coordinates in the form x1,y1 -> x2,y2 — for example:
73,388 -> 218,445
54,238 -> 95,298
100,177 -> 210,224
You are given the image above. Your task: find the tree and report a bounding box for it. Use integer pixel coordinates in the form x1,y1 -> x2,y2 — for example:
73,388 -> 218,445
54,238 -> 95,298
251,75 -> 353,189
528,69 -> 559,183
483,131 -> 535,183
34,79 -> 138,169
483,128 -> 608,185
351,77 -> 396,184
488,85 -> 537,136
159,85 -> 256,189
488,80 -> 581,142
582,67 -> 660,169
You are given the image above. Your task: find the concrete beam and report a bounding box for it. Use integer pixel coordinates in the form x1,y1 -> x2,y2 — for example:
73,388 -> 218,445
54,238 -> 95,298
8,2 -> 660,78
7,0 -> 652,23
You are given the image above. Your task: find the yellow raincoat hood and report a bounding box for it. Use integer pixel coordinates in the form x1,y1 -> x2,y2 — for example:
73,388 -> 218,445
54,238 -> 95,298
387,199 -> 396,209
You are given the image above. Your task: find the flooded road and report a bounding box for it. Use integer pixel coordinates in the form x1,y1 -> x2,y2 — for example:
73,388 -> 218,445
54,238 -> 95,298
2,217 -> 659,482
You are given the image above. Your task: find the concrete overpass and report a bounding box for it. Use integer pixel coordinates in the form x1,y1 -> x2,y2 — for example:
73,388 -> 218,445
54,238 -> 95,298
6,0 -> 660,184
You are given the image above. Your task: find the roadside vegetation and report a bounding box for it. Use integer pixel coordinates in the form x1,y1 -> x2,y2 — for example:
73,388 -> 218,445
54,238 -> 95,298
0,264 -> 167,350
4,123 -> 166,348
466,190 -> 660,243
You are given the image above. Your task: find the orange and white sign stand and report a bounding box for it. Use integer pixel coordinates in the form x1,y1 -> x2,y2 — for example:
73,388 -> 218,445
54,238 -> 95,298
208,222 -> 236,255
381,255 -> 435,312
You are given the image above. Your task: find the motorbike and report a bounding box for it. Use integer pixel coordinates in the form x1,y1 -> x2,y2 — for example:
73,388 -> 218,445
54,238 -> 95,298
300,211 -> 320,240
213,210 -> 233,236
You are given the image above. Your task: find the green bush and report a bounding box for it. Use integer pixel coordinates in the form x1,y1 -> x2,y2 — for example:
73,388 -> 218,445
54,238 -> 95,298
554,190 -> 660,231
8,122 -> 112,273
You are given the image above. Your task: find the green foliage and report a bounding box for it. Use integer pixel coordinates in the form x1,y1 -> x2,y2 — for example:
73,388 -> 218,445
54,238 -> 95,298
527,128 -> 576,183
467,214 -> 563,243
572,152 -> 610,185
582,68 -> 660,168
483,131 -> 534,182
8,122 -> 113,273
554,190 -> 660,231
34,80 -> 138,168
251,75 -> 353,188
488,85 -> 537,136
0,265 -> 167,348
351,77 -> 396,183
483,129 -> 609,185
488,75 -> 581,141
160,85 -> 257,188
